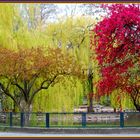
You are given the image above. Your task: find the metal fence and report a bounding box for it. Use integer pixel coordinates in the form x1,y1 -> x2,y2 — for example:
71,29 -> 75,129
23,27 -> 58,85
0,112 -> 140,128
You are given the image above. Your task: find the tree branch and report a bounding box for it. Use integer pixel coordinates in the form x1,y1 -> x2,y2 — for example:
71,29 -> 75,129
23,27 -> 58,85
28,74 -> 39,94
11,82 -> 28,103
29,74 -> 58,105
0,82 -> 19,107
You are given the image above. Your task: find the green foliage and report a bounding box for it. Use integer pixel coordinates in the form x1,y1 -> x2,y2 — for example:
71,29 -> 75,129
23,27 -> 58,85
33,78 -> 84,112
110,89 -> 135,110
0,4 -> 99,113
100,96 -> 111,106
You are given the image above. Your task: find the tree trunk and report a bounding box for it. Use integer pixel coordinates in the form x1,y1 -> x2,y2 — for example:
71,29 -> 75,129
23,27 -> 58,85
19,100 -> 32,126
131,90 -> 140,112
87,66 -> 93,112
136,106 -> 140,112
88,96 -> 93,112
134,103 -> 140,112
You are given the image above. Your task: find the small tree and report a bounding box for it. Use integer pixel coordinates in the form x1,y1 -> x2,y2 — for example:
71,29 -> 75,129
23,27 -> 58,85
0,47 -> 83,113
91,4 -> 140,111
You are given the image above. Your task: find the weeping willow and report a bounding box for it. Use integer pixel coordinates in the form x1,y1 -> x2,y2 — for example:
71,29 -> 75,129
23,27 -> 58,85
0,3 -> 100,115
31,15 -> 97,113
110,89 -> 135,110
33,77 -> 84,112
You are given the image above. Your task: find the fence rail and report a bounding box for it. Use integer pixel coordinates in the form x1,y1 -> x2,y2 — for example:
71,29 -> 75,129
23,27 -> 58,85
0,112 -> 140,128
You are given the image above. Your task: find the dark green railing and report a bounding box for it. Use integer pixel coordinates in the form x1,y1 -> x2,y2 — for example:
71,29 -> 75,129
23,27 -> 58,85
0,112 -> 140,128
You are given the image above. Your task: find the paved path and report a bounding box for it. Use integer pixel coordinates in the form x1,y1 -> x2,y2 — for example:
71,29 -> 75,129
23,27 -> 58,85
0,132 -> 140,137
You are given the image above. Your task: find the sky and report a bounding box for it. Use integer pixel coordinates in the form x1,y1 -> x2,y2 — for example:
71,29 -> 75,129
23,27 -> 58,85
18,3 -> 107,23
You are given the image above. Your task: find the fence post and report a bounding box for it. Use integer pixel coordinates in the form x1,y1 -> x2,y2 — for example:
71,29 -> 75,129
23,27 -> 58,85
20,112 -> 24,127
9,112 -> 13,127
46,113 -> 50,128
82,112 -> 86,128
120,112 -> 124,128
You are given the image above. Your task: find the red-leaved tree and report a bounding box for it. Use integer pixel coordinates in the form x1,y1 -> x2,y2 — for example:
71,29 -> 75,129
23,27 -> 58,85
91,4 -> 140,111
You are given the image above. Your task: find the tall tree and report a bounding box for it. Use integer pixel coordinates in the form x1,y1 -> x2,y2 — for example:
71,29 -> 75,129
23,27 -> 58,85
91,4 -> 140,111
46,16 -> 98,112
0,4 -> 87,112
0,47 -> 83,112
